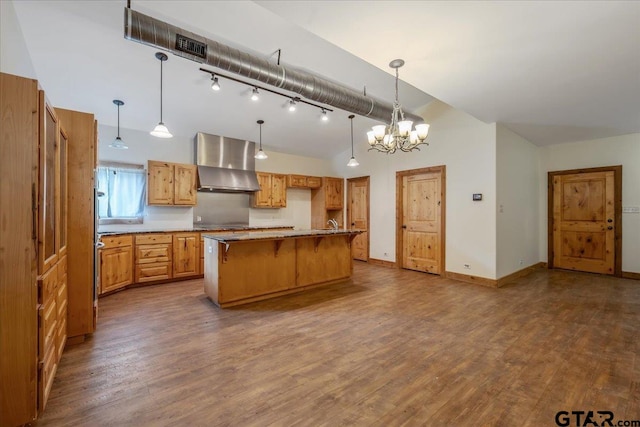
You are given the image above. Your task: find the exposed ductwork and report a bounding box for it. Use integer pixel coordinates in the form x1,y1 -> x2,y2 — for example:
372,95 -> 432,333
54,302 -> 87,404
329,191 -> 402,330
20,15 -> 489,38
123,7 -> 423,124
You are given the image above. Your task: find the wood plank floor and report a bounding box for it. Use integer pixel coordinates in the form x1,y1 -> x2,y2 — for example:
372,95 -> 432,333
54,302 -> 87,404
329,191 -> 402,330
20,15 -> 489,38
35,263 -> 639,426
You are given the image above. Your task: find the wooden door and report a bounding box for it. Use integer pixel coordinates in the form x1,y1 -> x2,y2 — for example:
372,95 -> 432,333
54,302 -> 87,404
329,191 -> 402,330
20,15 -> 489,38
147,161 -> 174,205
551,170 -> 618,275
39,92 -> 59,274
58,126 -> 68,258
173,233 -> 199,278
348,177 -> 369,261
401,170 -> 443,274
174,164 -> 197,205
271,174 -> 287,207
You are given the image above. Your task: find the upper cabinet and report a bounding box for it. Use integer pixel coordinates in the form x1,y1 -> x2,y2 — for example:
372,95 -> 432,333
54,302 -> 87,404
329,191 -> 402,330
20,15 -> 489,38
252,172 -> 287,208
324,177 -> 344,210
147,160 -> 197,206
311,177 -> 345,229
287,174 -> 322,189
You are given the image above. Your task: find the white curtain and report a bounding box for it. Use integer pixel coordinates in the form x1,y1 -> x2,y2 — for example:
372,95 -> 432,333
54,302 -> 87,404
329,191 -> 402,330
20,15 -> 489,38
97,166 -> 145,219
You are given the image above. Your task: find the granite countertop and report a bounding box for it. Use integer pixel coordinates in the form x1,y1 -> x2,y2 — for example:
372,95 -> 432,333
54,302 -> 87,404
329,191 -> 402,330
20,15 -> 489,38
98,225 -> 293,236
203,229 -> 362,243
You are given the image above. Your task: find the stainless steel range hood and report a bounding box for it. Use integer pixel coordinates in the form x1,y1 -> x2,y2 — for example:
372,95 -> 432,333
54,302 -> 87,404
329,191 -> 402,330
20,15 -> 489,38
195,133 -> 260,193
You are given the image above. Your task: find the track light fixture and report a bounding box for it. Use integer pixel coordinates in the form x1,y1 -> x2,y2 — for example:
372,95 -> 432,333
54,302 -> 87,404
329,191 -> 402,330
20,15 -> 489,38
255,119 -> 268,160
347,114 -> 359,167
150,52 -> 173,138
211,75 -> 221,91
109,99 -> 128,149
199,68 -> 333,117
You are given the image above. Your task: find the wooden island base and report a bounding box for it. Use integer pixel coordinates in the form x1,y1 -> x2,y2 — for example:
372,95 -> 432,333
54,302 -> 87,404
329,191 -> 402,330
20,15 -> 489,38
203,231 -> 359,307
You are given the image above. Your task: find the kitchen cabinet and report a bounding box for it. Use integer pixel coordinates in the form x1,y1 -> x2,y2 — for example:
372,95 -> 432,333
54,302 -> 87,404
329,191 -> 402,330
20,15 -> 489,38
287,174 -> 322,189
253,172 -> 287,208
147,160 -> 197,206
311,177 -> 345,229
135,234 -> 173,283
99,235 -> 134,295
173,232 -> 199,278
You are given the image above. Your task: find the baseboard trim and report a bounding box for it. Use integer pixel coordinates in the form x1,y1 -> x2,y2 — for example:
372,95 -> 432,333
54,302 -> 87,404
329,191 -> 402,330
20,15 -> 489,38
368,258 -> 396,268
446,262 -> 547,289
497,262 -> 547,287
622,271 -> 640,280
445,271 -> 497,288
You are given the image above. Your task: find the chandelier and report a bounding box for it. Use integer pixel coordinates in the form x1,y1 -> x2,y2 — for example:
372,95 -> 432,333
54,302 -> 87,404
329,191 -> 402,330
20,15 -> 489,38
367,59 -> 429,153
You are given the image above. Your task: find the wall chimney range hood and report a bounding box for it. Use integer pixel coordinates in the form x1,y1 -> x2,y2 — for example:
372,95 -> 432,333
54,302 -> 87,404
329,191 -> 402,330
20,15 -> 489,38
195,133 -> 260,193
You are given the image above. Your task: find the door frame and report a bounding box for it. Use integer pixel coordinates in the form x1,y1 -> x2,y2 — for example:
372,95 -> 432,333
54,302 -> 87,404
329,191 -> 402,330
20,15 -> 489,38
347,176 -> 370,262
547,165 -> 622,276
396,165 -> 446,273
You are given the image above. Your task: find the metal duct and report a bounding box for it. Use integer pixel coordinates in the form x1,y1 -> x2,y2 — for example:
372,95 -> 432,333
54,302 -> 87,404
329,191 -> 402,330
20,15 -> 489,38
123,7 -> 423,124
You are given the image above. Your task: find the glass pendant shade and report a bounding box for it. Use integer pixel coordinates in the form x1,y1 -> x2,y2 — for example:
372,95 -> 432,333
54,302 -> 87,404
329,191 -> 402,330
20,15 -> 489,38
347,157 -> 359,167
109,99 -> 128,149
416,123 -> 430,139
151,122 -> 173,138
255,119 -> 268,160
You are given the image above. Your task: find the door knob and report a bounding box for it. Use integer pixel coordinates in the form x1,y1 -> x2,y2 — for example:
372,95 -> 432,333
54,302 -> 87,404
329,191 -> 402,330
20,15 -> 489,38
607,219 -> 613,223
402,225 -> 407,229
607,226 -> 613,230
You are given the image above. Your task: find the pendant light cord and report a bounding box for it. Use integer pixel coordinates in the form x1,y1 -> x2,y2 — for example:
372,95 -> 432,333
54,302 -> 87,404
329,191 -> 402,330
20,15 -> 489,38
117,103 -> 121,138
350,116 -> 354,157
259,122 -> 262,149
159,58 -> 163,123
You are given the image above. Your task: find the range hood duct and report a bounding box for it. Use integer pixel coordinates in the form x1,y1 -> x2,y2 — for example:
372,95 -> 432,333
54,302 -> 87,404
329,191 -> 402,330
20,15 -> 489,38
123,7 -> 423,124
195,133 -> 260,193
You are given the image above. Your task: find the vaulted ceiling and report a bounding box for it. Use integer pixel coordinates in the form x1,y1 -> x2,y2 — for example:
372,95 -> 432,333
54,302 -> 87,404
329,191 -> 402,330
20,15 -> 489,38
12,1 -> 640,158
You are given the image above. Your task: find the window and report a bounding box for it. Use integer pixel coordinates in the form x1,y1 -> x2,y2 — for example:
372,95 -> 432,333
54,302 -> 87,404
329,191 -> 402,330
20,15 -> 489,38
97,162 -> 146,224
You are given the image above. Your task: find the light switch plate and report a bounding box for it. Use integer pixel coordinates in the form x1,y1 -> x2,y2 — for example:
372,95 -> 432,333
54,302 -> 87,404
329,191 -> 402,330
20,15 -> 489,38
623,206 -> 640,213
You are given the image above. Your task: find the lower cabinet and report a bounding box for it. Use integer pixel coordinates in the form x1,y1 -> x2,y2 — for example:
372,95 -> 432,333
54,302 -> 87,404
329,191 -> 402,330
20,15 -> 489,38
173,233 -> 199,278
100,235 -> 133,294
135,234 -> 173,283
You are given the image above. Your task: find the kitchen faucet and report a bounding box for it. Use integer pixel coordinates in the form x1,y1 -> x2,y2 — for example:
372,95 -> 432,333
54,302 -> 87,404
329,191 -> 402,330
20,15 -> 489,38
327,219 -> 338,230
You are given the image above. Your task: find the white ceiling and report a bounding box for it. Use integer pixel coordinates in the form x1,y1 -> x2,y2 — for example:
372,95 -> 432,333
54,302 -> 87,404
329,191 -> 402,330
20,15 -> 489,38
12,1 -> 640,159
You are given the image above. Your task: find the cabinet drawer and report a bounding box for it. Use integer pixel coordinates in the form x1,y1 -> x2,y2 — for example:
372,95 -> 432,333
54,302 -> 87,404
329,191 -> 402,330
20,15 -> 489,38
57,255 -> 67,280
135,234 -> 172,245
101,234 -> 133,249
56,314 -> 67,361
136,244 -> 172,264
135,262 -> 172,283
39,301 -> 57,359
38,264 -> 57,305
288,174 -> 307,187
56,279 -> 67,316
39,345 -> 57,412
306,176 -> 322,188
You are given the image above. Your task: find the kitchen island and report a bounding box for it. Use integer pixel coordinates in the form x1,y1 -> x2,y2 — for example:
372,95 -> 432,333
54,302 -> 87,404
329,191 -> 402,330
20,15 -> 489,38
203,229 -> 361,307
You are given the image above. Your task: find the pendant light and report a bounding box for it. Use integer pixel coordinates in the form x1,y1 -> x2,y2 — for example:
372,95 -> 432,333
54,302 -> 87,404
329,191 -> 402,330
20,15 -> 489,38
347,114 -> 359,167
150,52 -> 173,138
109,99 -> 128,149
255,119 -> 268,160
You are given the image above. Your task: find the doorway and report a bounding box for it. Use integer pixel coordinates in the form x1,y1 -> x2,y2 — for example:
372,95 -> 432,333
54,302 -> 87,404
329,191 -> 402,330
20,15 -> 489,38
347,176 -> 370,261
548,165 -> 622,276
396,166 -> 446,274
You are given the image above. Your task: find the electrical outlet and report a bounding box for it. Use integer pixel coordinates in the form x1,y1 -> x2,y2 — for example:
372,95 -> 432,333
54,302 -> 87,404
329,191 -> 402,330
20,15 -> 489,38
623,206 -> 640,213
196,216 -> 202,222
519,259 -> 524,265
464,264 -> 471,269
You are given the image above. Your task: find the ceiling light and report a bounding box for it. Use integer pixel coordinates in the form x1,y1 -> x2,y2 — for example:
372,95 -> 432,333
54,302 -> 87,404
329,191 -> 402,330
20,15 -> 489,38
211,75 -> 220,91
251,87 -> 259,101
321,108 -> 329,122
255,119 -> 268,160
367,59 -> 429,153
150,52 -> 173,138
347,114 -> 359,167
109,99 -> 128,149
288,99 -> 297,112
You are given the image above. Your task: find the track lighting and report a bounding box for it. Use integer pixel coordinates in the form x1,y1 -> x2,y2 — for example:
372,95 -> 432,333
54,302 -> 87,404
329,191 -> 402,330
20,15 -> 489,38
321,108 -> 329,122
255,120 -> 268,160
251,87 -> 259,101
347,114 -> 359,167
289,99 -> 297,112
211,75 -> 220,91
109,99 -> 128,149
150,52 -> 172,138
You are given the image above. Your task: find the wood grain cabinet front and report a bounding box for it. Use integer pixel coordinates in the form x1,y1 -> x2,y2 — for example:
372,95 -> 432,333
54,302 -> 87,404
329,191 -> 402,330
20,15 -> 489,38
173,233 -> 199,278
253,172 -> 287,208
99,235 -> 134,295
135,234 -> 173,283
147,161 -> 197,206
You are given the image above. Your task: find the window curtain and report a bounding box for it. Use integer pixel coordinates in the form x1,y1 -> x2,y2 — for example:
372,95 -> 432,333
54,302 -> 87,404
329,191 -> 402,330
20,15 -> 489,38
97,166 -> 145,219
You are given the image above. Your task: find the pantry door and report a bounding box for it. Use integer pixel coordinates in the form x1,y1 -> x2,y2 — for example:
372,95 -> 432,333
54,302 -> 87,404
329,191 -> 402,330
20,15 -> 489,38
347,176 -> 369,261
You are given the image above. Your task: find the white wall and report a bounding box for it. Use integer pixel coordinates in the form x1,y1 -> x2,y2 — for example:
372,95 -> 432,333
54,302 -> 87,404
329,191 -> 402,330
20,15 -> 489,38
332,101 -> 499,279
252,150 -> 337,229
496,125 -> 540,278
538,133 -> 640,274
98,124 -> 337,231
0,0 -> 36,78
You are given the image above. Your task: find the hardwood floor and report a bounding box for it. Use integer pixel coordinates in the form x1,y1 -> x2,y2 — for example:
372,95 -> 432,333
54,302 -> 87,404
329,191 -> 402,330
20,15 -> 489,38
35,263 -> 639,426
